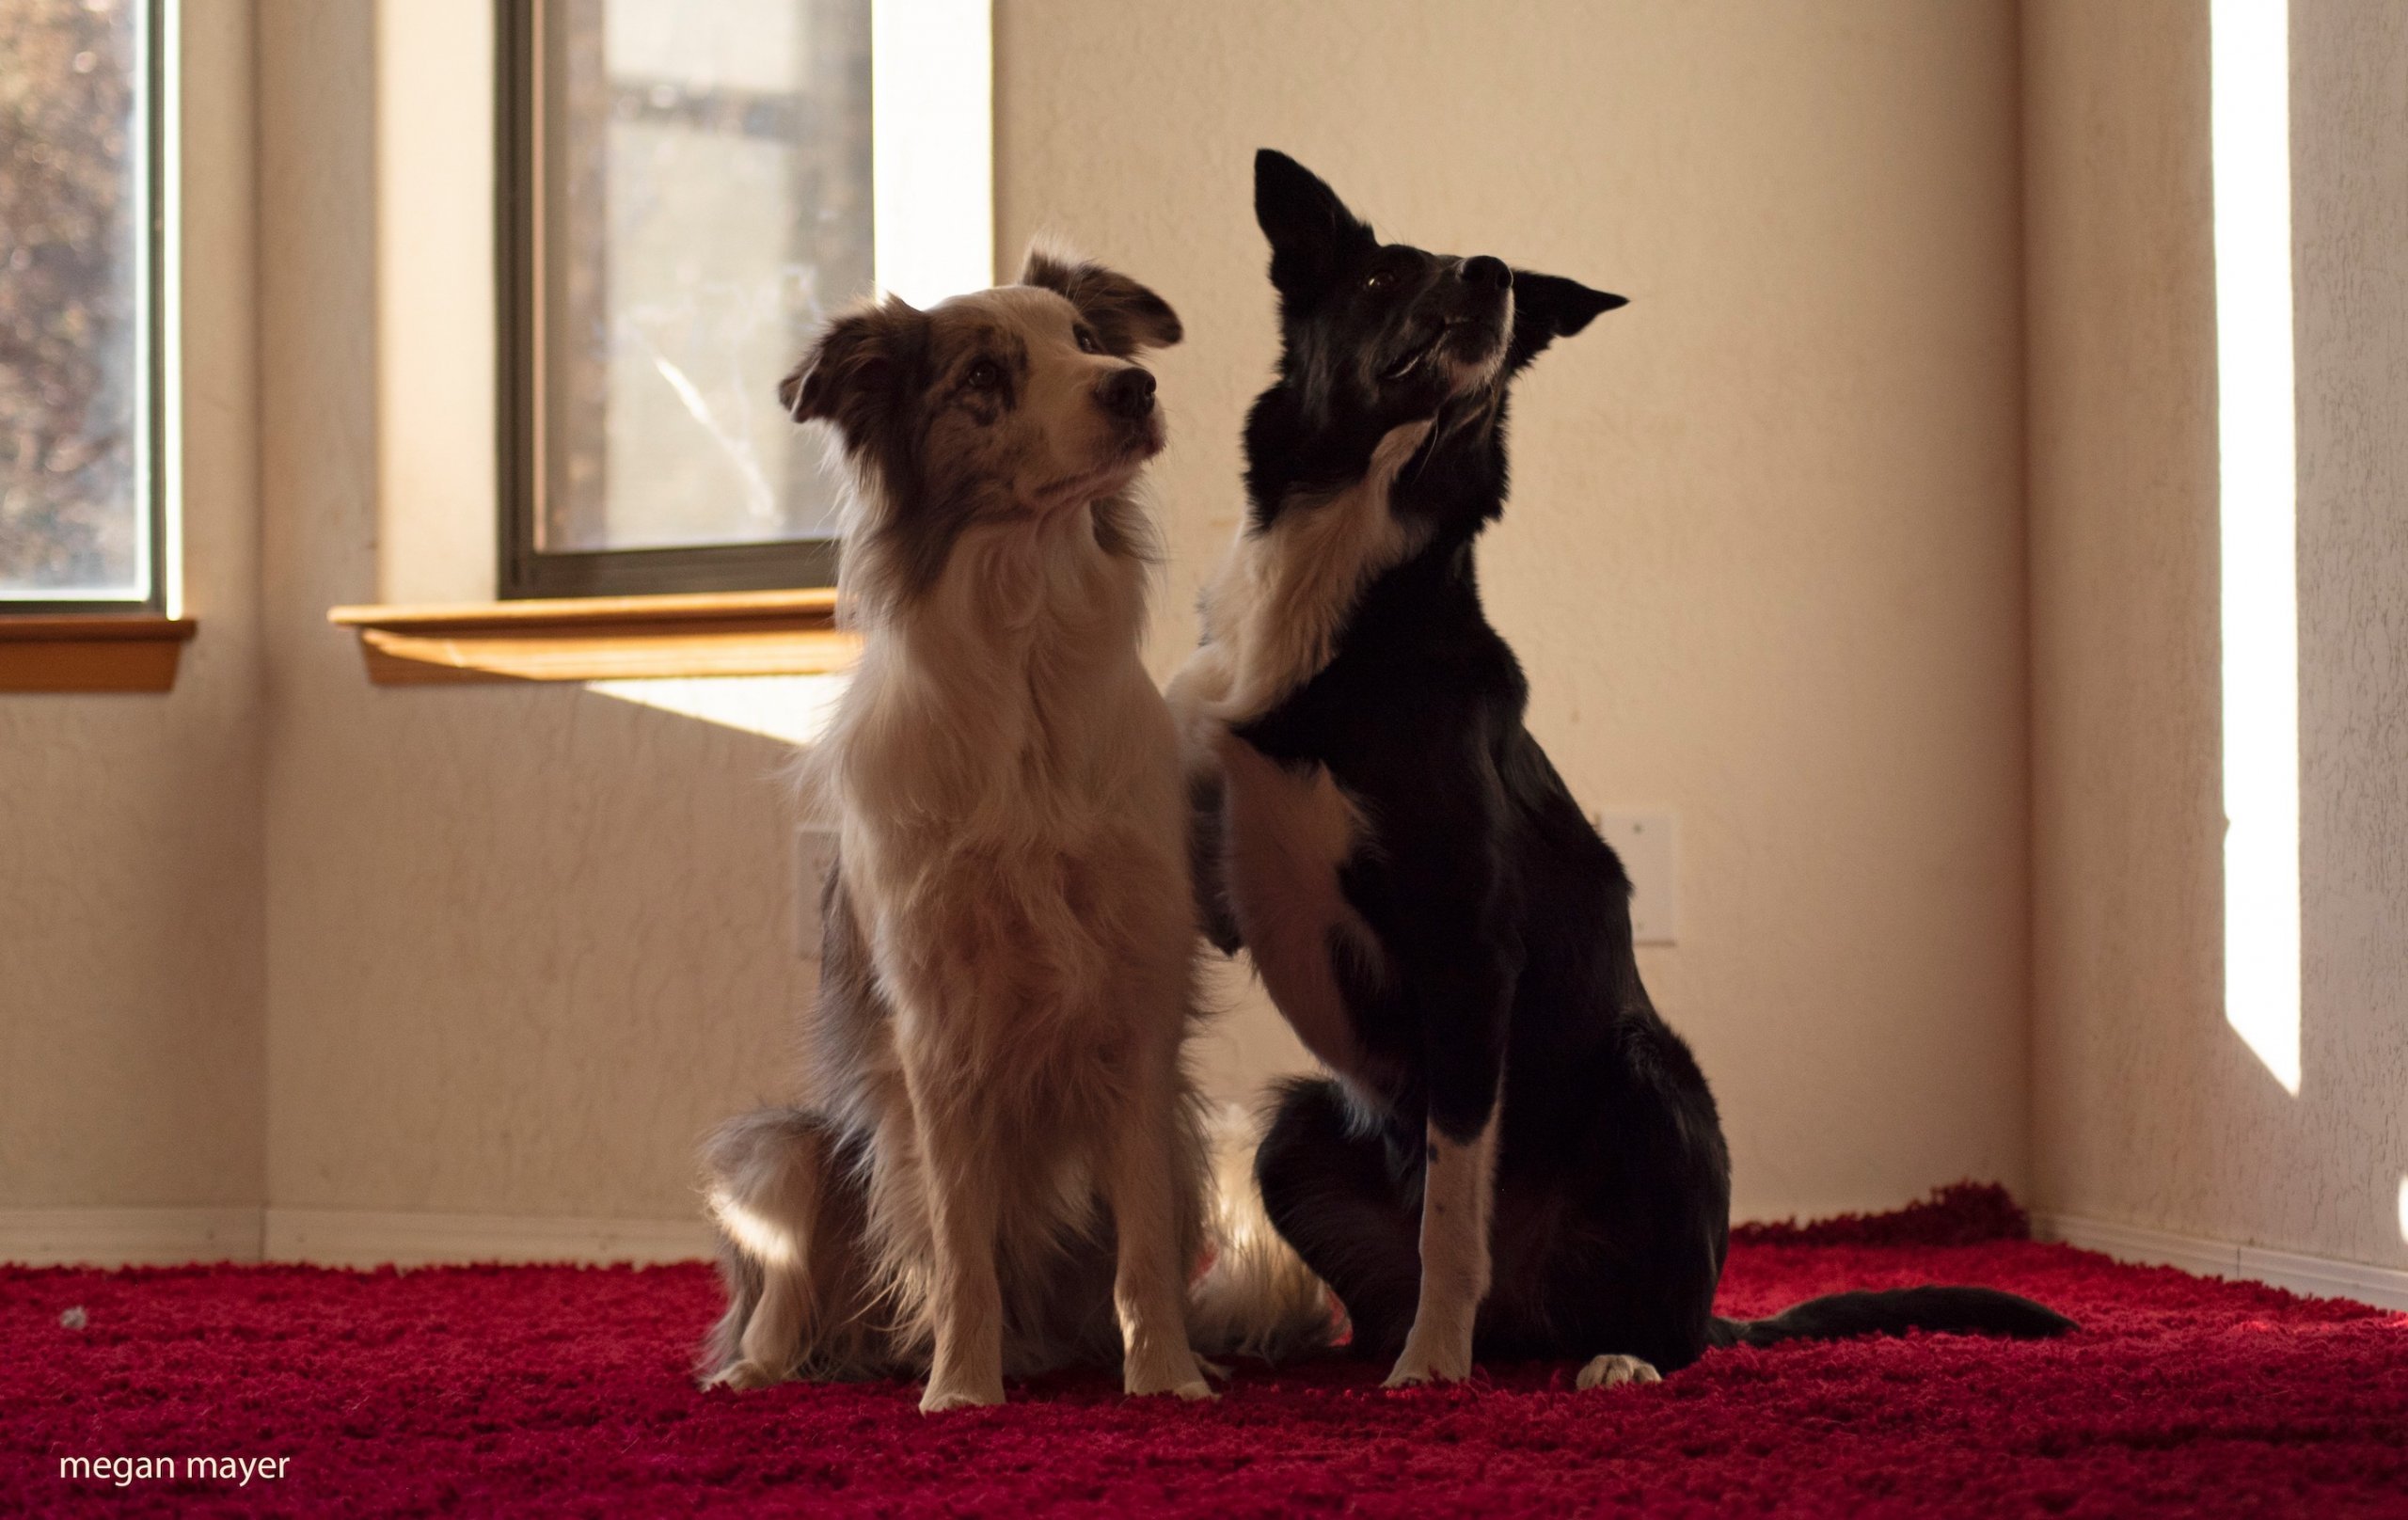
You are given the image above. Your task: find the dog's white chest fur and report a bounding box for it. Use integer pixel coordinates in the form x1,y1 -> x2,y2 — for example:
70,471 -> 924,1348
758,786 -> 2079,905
825,516 -> 1193,1068
1168,420 -> 1432,1085
1213,733 -> 1383,1075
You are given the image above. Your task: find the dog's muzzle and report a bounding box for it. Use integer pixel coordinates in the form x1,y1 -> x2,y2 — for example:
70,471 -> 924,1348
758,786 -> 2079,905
1457,255 -> 1512,293
1099,366 -> 1158,420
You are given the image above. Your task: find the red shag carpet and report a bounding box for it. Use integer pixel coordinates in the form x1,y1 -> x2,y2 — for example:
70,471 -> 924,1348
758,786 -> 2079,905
8,1188 -> 2406,1517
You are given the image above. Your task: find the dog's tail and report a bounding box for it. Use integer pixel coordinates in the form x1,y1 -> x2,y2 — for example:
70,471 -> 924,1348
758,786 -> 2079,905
1708,1285 -> 2074,1351
1186,1103 -> 1339,1363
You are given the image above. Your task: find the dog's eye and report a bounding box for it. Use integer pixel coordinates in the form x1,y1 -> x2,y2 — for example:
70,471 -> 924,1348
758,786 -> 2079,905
964,359 -> 1001,390
1364,269 -> 1394,293
1074,326 -> 1101,356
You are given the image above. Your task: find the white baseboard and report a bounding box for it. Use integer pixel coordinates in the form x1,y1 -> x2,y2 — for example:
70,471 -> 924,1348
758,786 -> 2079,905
0,1207 -> 710,1269
0,1208 -> 264,1267
2038,1213 -> 2408,1313
262,1209 -> 711,1268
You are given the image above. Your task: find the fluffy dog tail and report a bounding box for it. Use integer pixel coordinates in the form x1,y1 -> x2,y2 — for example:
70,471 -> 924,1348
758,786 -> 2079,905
1709,1285 -> 2074,1350
1187,1103 -> 1339,1363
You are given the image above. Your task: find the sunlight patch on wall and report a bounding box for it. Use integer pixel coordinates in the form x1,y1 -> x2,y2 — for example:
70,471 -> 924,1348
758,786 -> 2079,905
585,674 -> 848,747
2210,0 -> 2302,1096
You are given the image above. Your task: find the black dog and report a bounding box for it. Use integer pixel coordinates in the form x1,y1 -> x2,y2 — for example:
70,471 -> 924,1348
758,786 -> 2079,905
1169,150 -> 2071,1388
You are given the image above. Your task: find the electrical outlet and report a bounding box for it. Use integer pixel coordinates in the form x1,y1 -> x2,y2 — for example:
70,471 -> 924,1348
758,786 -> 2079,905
1589,810 -> 1678,944
794,827 -> 837,959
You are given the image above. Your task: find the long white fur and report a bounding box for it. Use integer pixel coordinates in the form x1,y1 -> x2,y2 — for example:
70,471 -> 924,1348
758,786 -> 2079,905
1187,1101 -> 1339,1361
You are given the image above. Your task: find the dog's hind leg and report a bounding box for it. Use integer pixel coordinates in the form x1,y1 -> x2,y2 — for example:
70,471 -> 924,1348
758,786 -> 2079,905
1519,1172 -> 1724,1385
1256,1077 -> 1423,1359
698,1108 -> 873,1388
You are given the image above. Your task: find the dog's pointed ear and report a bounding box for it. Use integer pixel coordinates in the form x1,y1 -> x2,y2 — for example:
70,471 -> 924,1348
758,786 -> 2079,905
1020,244 -> 1182,356
1255,149 -> 1372,299
777,298 -> 925,435
1508,271 -> 1627,370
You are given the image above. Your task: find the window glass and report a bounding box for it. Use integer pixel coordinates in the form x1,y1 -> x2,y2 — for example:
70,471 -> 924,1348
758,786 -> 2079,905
536,0 -> 872,556
0,0 -> 153,604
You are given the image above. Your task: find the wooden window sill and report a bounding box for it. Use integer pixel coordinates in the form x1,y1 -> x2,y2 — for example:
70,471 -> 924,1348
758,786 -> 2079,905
326,590 -> 857,685
0,615 -> 198,693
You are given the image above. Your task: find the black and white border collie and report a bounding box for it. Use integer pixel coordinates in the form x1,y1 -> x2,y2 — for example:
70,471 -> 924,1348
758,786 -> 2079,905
1173,150 -> 2073,1390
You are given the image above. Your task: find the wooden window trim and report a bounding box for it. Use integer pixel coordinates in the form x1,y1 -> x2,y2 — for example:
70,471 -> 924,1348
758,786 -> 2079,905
0,616 -> 198,693
327,590 -> 857,686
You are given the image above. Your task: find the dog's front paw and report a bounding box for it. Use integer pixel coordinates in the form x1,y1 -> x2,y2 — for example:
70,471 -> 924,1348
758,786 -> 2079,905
702,1358 -> 785,1392
1124,1349 -> 1217,1401
1576,1354 -> 1661,1391
1384,1338 -> 1473,1388
918,1378 -> 1005,1414
1144,1377 -> 1216,1402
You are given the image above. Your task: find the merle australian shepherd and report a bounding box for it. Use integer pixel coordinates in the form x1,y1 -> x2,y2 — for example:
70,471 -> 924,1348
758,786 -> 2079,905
701,248 -> 1321,1414
1171,150 -> 2073,1390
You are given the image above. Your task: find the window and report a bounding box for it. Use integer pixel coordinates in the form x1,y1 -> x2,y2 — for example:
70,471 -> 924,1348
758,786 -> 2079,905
498,0 -> 871,599
0,0 -> 166,614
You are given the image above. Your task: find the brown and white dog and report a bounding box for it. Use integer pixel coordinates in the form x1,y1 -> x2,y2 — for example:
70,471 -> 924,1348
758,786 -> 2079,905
699,248 -> 1228,1413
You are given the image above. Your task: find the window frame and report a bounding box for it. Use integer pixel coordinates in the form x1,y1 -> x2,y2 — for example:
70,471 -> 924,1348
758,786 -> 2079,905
492,0 -> 843,602
2,0 -> 171,618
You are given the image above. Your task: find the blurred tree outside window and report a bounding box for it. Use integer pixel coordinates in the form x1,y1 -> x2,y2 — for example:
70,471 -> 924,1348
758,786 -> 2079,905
0,0 -> 157,608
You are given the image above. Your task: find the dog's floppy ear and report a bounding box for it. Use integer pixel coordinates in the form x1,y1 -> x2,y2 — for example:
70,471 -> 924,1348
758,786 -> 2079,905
777,297 -> 925,436
1019,245 -> 1182,356
1255,148 -> 1373,300
1508,270 -> 1627,371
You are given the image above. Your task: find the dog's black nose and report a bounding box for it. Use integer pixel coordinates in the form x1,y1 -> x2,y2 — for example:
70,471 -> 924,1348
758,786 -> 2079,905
1100,366 -> 1157,420
1459,256 -> 1512,292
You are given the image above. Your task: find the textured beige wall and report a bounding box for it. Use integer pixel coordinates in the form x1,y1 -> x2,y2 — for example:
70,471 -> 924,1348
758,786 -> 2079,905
23,0 -> 2396,1257
2293,1 -> 2408,1265
255,0 -> 811,1221
14,1 -> 2036,1228
998,0 -> 2035,1220
0,5 -> 266,1209
2026,0 -> 2408,1267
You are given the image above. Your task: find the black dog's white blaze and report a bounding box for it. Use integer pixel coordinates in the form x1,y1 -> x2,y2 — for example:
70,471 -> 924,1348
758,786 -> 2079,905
1179,149 -> 2075,1386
